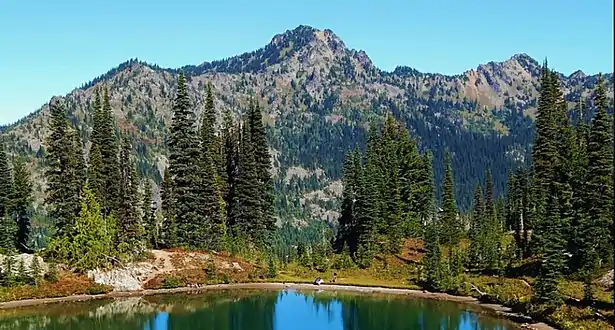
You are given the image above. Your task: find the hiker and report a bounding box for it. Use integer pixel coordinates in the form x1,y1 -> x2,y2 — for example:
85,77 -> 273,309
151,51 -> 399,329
332,273 -> 337,283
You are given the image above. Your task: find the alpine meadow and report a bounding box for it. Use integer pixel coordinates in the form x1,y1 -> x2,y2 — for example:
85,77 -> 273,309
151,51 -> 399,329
0,25 -> 613,330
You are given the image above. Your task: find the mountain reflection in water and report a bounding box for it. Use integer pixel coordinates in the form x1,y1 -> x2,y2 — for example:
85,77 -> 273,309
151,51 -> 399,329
0,289 -> 519,330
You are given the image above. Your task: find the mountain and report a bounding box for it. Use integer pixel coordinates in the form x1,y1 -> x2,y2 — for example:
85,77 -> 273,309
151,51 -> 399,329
1,25 -> 613,225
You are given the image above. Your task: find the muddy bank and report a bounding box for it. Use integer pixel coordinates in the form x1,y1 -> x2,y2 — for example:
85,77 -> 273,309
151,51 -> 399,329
0,282 -> 556,330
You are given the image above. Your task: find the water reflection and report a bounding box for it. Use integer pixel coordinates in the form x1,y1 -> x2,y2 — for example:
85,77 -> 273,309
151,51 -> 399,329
0,290 -> 518,330
143,312 -> 168,330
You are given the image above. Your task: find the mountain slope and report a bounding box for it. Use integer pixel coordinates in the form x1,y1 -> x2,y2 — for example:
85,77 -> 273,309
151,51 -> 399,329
1,25 -> 613,224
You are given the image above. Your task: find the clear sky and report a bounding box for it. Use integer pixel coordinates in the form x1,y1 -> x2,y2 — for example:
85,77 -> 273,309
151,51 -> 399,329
0,0 -> 613,125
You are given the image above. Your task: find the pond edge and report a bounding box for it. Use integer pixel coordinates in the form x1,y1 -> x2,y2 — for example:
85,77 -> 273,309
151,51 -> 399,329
0,282 -> 556,330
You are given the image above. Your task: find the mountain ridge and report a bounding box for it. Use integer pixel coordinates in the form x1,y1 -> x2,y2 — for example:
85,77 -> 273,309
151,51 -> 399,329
1,24 -> 613,224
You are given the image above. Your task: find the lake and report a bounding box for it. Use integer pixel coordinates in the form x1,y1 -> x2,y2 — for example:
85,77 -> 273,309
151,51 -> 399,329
0,289 -> 520,329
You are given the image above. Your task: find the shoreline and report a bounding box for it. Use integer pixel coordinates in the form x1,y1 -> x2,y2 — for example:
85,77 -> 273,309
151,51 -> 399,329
0,282 -> 556,330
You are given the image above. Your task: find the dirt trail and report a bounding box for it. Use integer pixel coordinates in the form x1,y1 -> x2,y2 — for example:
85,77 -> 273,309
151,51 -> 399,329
143,250 -> 175,282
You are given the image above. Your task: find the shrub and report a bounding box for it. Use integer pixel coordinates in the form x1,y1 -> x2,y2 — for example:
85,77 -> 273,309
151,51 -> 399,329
332,252 -> 355,270
46,263 -> 59,283
161,277 -> 184,289
86,283 -> 112,295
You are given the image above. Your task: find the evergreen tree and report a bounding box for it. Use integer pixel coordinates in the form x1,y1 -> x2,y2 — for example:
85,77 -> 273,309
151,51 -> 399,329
141,179 -> 157,249
579,75 -> 614,301
354,153 -> 379,268
247,101 -> 275,243
71,126 -> 87,192
484,169 -> 494,222
87,144 -> 104,203
100,87 -> 121,215
197,85 -> 226,250
117,136 -> 144,255
534,191 -> 566,307
44,100 -> 81,240
229,122 -> 261,242
220,108 -> 236,211
168,73 -> 202,247
0,215 -> 16,253
67,185 -> 116,272
1,253 -> 15,287
378,115 -> 404,253
420,152 -> 436,226
468,184 -> 483,269
10,158 -> 32,253
159,168 -> 176,248
440,151 -> 460,246
398,130 -> 427,238
30,255 -> 42,285
423,220 -> 442,291
335,150 -> 362,253
482,169 -> 501,271
0,143 -> 11,217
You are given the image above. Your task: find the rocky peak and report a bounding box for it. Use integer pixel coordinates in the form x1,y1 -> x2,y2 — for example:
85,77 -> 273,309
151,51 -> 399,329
569,69 -> 586,80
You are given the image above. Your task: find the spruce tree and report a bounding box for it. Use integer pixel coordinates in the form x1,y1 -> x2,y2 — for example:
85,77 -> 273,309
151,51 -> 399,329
100,87 -> 121,215
30,255 -> 42,285
0,215 -> 16,253
530,63 -> 554,255
423,220 -> 442,291
168,73 -> 202,247
570,99 -> 589,271
44,100 -> 81,239
71,126 -> 87,192
440,151 -> 460,246
87,145 -> 104,204
379,116 -> 404,253
398,130 -> 424,237
229,122 -> 261,242
534,191 -> 566,307
159,168 -> 176,248
117,136 -> 143,254
468,184 -> 483,270
482,169 -> 501,271
484,169 -> 494,222
580,75 -> 614,301
247,101 -> 275,243
198,84 -> 226,249
335,150 -> 362,253
0,143 -> 11,218
10,158 -> 32,253
69,185 -> 115,272
354,152 -> 379,268
141,179 -> 157,249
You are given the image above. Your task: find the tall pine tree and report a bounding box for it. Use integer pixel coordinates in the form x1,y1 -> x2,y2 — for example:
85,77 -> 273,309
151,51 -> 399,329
10,158 -> 32,253
247,101 -> 275,244
198,83 -> 226,249
0,143 -> 11,218
440,151 -> 461,246
168,73 -> 202,247
117,136 -> 144,254
45,100 -> 81,240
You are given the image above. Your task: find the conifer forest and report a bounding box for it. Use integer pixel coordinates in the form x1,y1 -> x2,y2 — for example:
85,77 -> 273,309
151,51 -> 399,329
0,59 -> 613,329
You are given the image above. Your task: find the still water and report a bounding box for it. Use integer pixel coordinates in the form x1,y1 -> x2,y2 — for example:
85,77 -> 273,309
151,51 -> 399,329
0,289 -> 520,330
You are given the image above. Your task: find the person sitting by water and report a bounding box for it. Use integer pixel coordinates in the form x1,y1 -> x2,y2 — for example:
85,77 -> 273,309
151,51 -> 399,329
313,277 -> 324,285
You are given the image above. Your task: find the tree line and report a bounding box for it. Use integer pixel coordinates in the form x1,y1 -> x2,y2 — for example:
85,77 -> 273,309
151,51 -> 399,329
0,72 -> 275,273
329,63 -> 613,308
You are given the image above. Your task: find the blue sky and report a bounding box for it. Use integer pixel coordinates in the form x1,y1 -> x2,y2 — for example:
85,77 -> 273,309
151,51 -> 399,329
0,0 -> 613,125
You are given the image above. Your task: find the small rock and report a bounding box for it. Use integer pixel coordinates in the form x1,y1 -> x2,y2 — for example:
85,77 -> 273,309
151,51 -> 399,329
597,269 -> 613,288
231,262 -> 244,272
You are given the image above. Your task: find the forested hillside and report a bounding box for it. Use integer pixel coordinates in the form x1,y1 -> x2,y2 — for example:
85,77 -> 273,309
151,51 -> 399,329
0,25 -> 613,231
